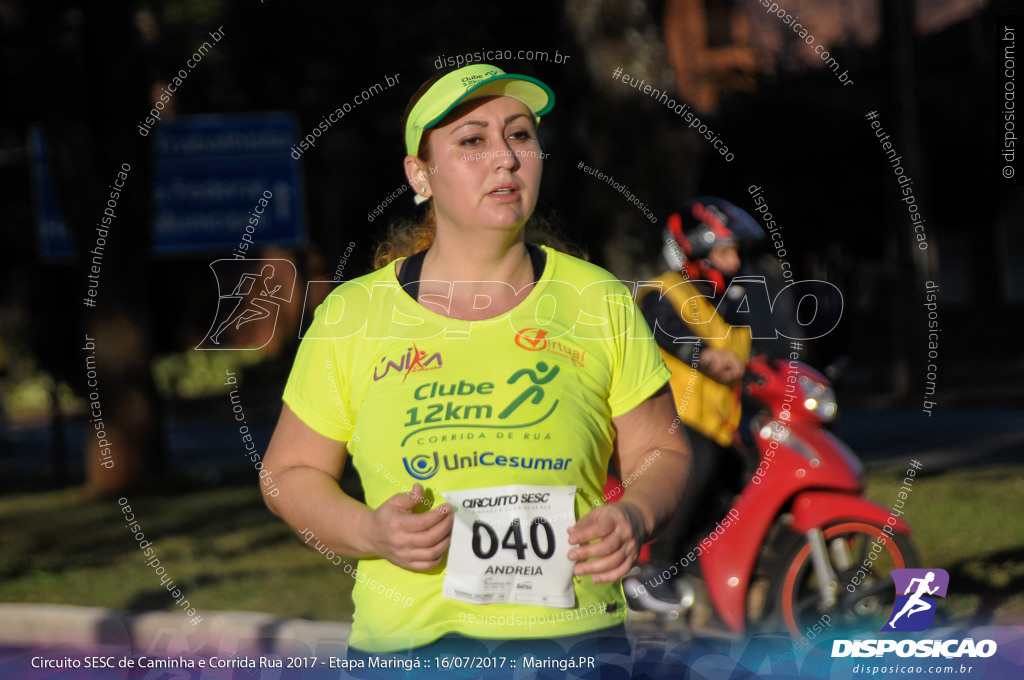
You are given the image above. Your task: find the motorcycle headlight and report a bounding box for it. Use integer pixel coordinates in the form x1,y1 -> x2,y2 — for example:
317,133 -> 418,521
797,374 -> 837,423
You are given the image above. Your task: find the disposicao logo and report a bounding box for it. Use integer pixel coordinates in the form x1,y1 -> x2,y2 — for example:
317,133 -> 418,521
882,568 -> 948,632
831,568 -> 997,659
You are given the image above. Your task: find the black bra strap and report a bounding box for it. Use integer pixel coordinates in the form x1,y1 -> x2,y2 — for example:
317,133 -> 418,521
527,243 -> 546,282
397,249 -> 426,294
399,244 -> 546,300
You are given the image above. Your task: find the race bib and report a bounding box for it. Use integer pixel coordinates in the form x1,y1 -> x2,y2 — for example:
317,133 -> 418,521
441,484 -> 576,608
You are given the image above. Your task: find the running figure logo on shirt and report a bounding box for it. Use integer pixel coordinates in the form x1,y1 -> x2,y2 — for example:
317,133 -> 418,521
499,361 -> 559,418
400,361 -> 561,447
882,568 -> 949,632
197,259 -> 296,350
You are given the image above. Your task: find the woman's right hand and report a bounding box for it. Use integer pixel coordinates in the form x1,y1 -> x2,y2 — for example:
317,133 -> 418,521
369,483 -> 454,571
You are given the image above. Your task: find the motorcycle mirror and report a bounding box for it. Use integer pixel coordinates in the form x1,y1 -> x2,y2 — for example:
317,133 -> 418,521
824,355 -> 850,383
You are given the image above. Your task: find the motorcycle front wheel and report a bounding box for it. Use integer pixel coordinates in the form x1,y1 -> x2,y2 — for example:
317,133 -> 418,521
771,521 -> 921,638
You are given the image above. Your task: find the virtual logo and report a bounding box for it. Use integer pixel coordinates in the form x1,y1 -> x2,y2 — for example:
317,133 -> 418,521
514,328 -> 587,367
197,259 -> 296,350
515,328 -> 549,351
882,568 -> 949,632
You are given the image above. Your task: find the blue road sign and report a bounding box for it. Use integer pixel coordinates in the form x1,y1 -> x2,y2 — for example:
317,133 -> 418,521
153,113 -> 306,254
30,112 -> 307,260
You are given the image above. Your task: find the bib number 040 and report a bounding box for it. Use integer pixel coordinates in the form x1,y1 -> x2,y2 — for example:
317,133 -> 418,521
442,484 -> 577,607
471,518 -> 555,561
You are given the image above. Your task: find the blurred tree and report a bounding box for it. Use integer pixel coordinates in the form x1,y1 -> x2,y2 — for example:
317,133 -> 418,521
3,0 -> 986,491
26,1 -> 165,492
881,0 -> 934,398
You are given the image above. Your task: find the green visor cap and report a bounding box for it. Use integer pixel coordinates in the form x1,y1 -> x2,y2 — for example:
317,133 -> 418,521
404,64 -> 555,157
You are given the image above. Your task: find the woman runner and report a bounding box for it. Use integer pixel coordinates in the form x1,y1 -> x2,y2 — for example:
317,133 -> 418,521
262,64 -> 691,664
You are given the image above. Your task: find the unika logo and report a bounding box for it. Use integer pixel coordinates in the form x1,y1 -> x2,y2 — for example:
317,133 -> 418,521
373,344 -> 443,382
197,259 -> 296,350
882,568 -> 949,632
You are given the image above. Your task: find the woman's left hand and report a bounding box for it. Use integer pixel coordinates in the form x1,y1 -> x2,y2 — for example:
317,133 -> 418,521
567,502 -> 647,583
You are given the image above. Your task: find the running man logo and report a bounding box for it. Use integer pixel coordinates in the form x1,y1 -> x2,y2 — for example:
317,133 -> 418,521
196,259 -> 296,350
499,361 -> 559,419
882,568 -> 949,632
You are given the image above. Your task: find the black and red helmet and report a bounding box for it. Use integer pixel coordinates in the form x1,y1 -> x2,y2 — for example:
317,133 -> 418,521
664,197 -> 764,285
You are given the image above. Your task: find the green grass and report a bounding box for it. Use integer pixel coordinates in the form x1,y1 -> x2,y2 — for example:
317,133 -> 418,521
0,481 -> 356,621
1,465 -> 1021,626
862,463 -> 1024,626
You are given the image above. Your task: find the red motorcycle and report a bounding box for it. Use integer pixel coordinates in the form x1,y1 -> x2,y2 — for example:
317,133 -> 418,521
617,356 -> 921,637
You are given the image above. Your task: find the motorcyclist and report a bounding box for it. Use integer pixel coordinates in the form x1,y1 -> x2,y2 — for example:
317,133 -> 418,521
628,196 -> 765,609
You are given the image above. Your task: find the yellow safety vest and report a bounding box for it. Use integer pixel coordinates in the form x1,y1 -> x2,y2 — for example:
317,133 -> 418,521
637,271 -> 751,446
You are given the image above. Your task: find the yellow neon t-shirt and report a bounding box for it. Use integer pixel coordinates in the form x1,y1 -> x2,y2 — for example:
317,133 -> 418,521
283,245 -> 670,652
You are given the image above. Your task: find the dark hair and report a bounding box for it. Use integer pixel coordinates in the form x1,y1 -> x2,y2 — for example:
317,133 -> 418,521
373,70 -> 583,268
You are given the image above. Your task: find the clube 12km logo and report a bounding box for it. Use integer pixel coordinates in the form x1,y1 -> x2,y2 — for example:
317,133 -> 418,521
832,569 -> 997,659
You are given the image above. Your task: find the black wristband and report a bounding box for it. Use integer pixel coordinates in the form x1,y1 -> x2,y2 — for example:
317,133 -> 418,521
617,502 -> 649,555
